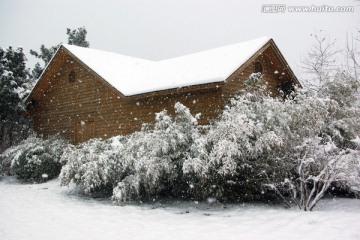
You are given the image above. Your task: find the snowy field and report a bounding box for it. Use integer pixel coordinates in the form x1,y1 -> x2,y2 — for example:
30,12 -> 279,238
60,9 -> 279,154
0,176 -> 359,240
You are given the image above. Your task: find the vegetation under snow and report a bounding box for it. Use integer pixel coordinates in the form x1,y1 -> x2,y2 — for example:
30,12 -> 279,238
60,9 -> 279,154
56,72 -> 360,210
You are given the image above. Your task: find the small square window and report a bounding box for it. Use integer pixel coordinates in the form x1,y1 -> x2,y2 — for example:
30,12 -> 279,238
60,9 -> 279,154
253,61 -> 263,74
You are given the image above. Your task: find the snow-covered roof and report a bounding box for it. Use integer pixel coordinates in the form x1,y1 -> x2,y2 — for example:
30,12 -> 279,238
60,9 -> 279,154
63,36 -> 270,96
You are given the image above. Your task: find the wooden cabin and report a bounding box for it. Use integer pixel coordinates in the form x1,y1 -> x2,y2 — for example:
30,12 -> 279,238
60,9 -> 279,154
25,37 -> 299,144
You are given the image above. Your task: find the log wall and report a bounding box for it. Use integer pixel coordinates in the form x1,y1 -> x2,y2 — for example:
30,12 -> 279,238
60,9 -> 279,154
30,54 -> 222,144
29,42 -> 298,144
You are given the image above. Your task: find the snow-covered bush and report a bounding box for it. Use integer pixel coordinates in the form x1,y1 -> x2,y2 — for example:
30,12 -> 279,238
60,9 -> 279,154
58,73 -> 359,209
291,137 -> 359,211
60,137 -> 128,195
112,103 -> 200,203
282,73 -> 360,210
0,144 -> 17,175
0,134 -> 68,182
319,72 -> 360,149
183,72 -> 360,207
183,77 -> 314,201
60,103 -> 200,203
263,139 -> 360,210
0,160 -> 3,177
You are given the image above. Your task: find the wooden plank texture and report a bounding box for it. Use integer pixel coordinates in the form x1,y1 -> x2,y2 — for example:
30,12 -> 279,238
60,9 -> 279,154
28,42 -> 298,144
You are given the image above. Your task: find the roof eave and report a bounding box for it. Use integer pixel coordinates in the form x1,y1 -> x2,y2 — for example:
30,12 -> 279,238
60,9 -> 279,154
24,44 -> 64,104
127,81 -> 225,99
61,45 -> 127,99
268,39 -> 301,86
224,38 -> 272,84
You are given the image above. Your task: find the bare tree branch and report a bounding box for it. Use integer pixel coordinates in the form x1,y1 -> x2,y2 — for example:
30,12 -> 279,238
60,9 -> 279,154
301,31 -> 341,90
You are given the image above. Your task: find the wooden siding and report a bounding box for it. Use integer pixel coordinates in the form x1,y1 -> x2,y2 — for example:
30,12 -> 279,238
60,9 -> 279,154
29,53 -> 222,144
28,41 -> 299,144
222,42 -> 298,104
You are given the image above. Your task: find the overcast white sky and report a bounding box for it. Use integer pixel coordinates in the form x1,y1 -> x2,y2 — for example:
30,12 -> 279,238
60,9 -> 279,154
0,0 -> 359,79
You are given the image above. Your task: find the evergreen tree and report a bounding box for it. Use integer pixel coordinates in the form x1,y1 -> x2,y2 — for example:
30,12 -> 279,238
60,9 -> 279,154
0,46 -> 32,152
67,27 -> 90,47
30,45 -> 59,67
30,26 -> 90,78
29,45 -> 59,79
31,62 -> 44,79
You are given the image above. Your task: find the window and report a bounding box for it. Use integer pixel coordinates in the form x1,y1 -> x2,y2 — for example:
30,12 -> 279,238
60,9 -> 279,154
69,70 -> 76,83
253,61 -> 263,74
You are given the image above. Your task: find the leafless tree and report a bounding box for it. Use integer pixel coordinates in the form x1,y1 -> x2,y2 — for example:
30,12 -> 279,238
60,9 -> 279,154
264,136 -> 360,211
301,31 -> 340,89
345,30 -> 360,81
296,149 -> 356,211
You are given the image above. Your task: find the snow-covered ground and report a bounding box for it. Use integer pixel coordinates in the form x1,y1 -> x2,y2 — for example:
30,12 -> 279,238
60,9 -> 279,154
0,176 -> 359,240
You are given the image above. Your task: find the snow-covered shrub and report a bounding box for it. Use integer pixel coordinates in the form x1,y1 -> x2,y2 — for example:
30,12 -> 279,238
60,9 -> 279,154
269,73 -> 360,210
0,160 -> 3,177
184,85 -> 311,200
0,134 -> 68,182
0,147 -> 13,175
112,102 -> 200,203
58,72 -> 359,209
60,136 -> 128,195
60,103 -> 200,203
183,72 -> 360,206
282,73 -> 360,210
268,136 -> 360,211
319,72 -> 360,149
